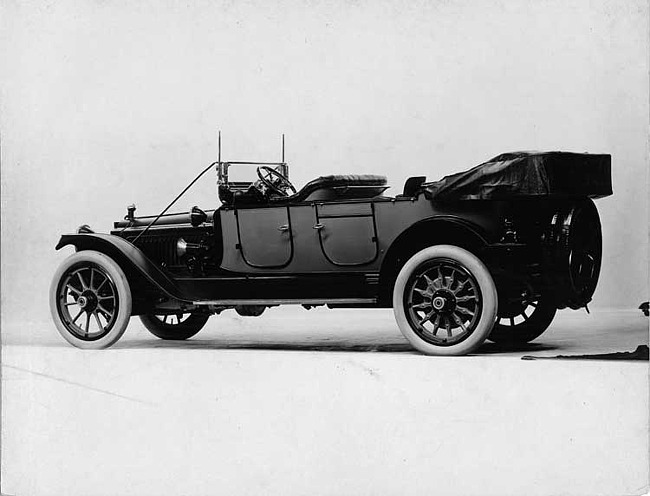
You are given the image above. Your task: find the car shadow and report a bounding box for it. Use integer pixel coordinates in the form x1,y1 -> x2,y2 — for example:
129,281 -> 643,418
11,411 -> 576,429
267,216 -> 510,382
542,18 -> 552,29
112,338 -> 418,354
16,334 -> 560,356
477,341 -> 560,355
109,337 -> 560,356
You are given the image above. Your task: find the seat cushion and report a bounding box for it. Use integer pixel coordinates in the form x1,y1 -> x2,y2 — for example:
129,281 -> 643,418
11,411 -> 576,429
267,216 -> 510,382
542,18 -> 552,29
272,174 -> 388,203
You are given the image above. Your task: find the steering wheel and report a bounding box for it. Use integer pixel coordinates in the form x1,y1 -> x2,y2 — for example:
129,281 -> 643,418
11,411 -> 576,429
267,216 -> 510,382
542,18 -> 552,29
256,166 -> 297,197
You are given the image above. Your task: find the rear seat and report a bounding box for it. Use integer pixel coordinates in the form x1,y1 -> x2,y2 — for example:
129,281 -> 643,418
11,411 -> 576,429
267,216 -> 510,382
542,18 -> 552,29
271,174 -> 388,203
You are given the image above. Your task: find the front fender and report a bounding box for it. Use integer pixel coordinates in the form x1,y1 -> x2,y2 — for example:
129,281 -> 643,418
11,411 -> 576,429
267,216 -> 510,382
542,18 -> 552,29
55,233 -> 189,302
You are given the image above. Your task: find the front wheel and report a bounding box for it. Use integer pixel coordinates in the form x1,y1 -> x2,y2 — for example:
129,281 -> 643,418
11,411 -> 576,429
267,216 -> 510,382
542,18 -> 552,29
393,245 -> 498,356
50,250 -> 132,349
140,313 -> 209,340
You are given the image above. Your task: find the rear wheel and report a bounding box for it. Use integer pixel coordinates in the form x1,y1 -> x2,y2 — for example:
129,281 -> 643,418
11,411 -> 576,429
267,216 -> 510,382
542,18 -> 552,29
393,245 -> 498,356
140,313 -> 209,340
488,296 -> 557,344
50,250 -> 132,349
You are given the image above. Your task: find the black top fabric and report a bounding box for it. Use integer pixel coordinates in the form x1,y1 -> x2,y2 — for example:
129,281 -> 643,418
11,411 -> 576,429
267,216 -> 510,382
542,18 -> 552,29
422,151 -> 612,201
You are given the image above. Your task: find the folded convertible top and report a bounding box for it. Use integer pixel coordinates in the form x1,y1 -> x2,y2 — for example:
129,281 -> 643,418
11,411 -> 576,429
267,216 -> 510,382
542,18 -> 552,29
423,151 -> 612,201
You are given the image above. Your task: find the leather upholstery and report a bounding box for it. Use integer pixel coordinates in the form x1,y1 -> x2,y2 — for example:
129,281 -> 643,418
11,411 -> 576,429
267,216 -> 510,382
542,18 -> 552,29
271,174 -> 388,204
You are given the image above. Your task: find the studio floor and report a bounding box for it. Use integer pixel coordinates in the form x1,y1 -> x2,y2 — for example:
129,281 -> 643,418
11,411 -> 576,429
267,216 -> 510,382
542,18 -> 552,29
2,308 -> 648,496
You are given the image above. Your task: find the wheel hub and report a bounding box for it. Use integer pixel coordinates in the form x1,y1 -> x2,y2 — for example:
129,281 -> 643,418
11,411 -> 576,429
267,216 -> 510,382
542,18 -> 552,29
77,290 -> 98,312
430,289 -> 456,313
405,259 -> 482,347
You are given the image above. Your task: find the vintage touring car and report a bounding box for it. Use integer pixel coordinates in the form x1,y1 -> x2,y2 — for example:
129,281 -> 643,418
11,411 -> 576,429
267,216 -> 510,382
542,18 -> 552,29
50,139 -> 612,355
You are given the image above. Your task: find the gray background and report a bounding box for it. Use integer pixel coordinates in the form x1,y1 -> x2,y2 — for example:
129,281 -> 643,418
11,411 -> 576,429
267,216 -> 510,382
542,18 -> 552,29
1,0 -> 648,332
1,2 -> 648,495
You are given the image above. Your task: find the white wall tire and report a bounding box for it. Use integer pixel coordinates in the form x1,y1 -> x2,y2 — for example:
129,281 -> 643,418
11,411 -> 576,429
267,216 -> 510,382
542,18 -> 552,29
50,250 -> 132,349
393,245 -> 498,356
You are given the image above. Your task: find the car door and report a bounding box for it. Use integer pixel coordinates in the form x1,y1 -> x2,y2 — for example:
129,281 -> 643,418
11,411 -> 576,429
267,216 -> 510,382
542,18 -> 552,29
315,202 -> 378,266
235,205 -> 293,268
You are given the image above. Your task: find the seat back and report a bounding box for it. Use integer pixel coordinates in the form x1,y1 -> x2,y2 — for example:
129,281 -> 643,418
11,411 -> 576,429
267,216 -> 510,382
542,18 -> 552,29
400,176 -> 427,198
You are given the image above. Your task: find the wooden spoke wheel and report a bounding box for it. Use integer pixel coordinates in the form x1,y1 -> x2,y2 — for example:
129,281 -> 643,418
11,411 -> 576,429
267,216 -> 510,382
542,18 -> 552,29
393,245 -> 498,356
140,313 -> 209,340
489,296 -> 557,345
50,251 -> 132,349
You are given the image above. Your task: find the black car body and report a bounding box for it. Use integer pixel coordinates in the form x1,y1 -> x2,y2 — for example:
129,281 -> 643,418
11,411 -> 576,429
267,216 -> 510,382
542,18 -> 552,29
50,146 -> 612,355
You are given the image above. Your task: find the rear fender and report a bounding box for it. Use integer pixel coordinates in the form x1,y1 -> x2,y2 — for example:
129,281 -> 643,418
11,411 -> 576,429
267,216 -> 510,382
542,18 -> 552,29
378,217 -> 490,304
55,233 -> 189,302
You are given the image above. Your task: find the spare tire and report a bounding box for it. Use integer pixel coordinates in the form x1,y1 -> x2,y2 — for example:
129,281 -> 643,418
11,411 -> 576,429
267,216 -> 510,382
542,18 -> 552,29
543,199 -> 602,309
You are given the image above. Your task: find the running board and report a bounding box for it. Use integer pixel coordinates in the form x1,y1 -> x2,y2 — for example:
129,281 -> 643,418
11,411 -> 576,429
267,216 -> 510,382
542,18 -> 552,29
192,298 -> 376,306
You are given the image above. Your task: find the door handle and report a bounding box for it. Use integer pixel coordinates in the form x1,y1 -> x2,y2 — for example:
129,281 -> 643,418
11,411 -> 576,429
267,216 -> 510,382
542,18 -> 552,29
277,224 -> 290,232
313,223 -> 324,230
